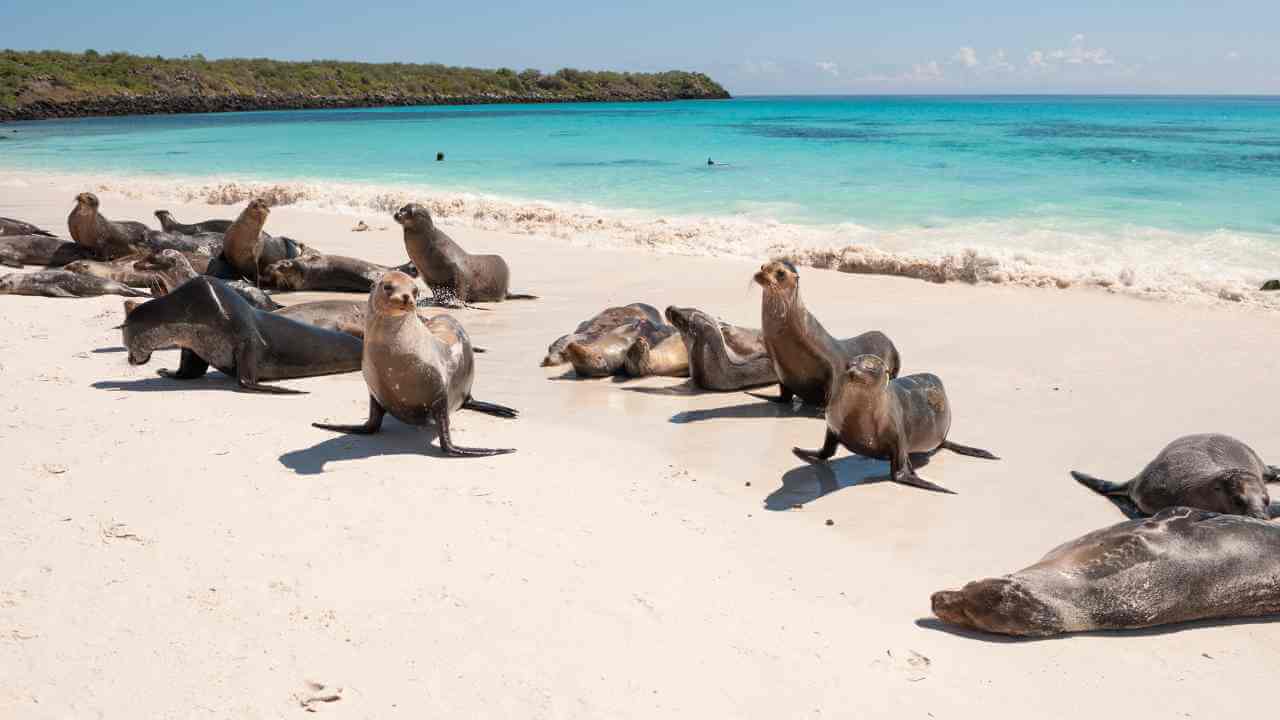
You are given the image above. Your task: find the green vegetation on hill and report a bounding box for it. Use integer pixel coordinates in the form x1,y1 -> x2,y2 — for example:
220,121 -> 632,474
0,50 -> 730,118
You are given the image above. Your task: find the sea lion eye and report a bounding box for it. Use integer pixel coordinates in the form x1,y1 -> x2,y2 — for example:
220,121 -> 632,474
775,270 -> 785,280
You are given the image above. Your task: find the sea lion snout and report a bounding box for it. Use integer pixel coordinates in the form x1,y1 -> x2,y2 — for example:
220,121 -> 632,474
127,348 -> 151,366
393,203 -> 427,227
75,192 -> 99,209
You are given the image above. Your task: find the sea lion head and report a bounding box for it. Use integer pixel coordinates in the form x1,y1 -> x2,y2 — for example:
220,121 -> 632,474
1195,468 -> 1271,520
564,340 -> 611,377
845,354 -> 890,388
753,260 -> 799,292
931,577 -> 1064,637
154,210 -> 171,222
262,258 -> 305,290
370,270 -> 420,317
74,192 -> 99,211
239,198 -> 271,224
133,249 -> 183,272
62,260 -> 91,275
120,300 -> 154,366
393,203 -> 433,231
665,305 -> 715,337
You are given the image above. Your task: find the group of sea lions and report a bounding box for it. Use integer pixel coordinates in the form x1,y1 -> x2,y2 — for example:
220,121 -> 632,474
6,194 -> 1280,639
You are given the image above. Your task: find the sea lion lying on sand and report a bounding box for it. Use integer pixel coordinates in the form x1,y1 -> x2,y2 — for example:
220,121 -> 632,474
0,235 -> 93,268
0,270 -> 151,299
1,217 -> 56,238
543,303 -> 662,367
135,249 -> 281,310
623,331 -> 689,378
263,254 -> 389,292
64,257 -> 163,290
565,319 -> 676,378
154,210 -> 233,235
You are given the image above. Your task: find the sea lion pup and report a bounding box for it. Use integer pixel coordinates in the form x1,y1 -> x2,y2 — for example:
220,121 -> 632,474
1071,433 -> 1276,519
135,250 -> 282,310
215,199 -> 305,284
121,276 -> 362,394
753,260 -> 900,406
394,203 -> 536,306
262,254 -> 389,293
0,235 -> 93,268
542,303 -> 663,367
793,354 -> 997,494
0,270 -> 151,299
64,257 -> 161,289
665,306 -> 776,391
564,319 -> 670,378
153,210 -> 233,235
931,507 -> 1280,637
623,330 -> 689,378
0,217 -> 56,237
312,271 -> 517,457
67,192 -> 150,260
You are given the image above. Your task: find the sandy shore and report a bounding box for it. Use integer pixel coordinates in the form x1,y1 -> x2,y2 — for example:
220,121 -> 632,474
2,175 -> 1279,718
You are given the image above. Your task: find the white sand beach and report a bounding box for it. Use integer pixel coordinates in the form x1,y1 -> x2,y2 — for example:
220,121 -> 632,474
2,175 -> 1279,718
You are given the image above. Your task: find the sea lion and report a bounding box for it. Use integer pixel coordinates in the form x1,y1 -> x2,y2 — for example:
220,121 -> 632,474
542,303 -> 662,367
312,271 -> 517,457
143,230 -> 224,257
154,210 -> 233,235
274,300 -> 367,338
0,217 -> 56,237
64,257 -> 161,290
0,235 -> 93,268
263,254 -> 389,293
623,330 -> 689,378
931,506 -> 1280,637
215,199 -> 305,284
394,203 -> 536,306
121,276 -> 362,394
0,270 -> 151,299
793,354 -> 997,494
134,249 -> 282,310
67,192 -> 149,260
1071,433 -> 1276,519
565,319 -> 671,378
665,306 -> 776,391
753,260 -> 900,406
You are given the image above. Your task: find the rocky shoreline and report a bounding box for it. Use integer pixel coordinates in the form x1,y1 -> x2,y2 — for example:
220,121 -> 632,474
0,89 -> 731,123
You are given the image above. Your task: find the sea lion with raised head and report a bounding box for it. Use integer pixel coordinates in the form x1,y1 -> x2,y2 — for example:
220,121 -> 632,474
154,210 -> 234,235
753,260 -> 900,406
623,330 -> 689,378
542,303 -> 663,367
135,250 -> 281,310
1071,433 -> 1276,519
665,306 -> 776,391
0,235 -> 93,268
793,354 -> 997,494
312,271 -> 517,457
67,192 -> 149,259
263,254 -> 389,293
121,276 -> 362,393
214,199 -> 306,284
394,203 -> 536,306
1,217 -> 56,238
0,270 -> 152,299
565,319 -> 672,378
931,506 -> 1280,637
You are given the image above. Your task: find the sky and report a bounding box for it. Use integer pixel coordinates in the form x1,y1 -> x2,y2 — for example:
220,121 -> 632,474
3,1 -> 1279,94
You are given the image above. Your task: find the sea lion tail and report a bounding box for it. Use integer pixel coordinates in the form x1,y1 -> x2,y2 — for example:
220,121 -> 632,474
1265,465 -> 1280,483
940,440 -> 999,460
505,292 -> 539,300
1070,471 -> 1127,496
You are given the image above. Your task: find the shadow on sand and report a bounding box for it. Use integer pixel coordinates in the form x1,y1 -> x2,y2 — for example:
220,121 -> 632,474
280,422 -> 448,475
91,346 -> 127,354
92,373 -> 260,394
671,399 -> 822,424
914,614 -> 1280,643
764,454 -> 944,510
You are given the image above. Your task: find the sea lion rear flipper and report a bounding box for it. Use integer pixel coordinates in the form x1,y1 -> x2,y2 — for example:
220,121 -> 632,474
234,340 -> 305,394
462,398 -> 519,419
1266,465 -> 1280,483
313,395 -> 386,434
793,429 -> 840,463
1070,471 -> 1128,497
433,401 -> 516,457
505,292 -> 538,300
940,440 -> 999,460
158,349 -> 210,380
472,346 -> 487,354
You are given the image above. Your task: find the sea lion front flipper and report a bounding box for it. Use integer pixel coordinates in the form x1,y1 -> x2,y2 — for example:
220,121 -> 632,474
433,401 -> 516,457
1070,471 -> 1129,497
313,395 -> 386,434
746,385 -> 795,404
891,443 -> 955,494
461,398 -> 519,419
940,440 -> 999,460
158,349 -> 210,380
793,429 -> 840,463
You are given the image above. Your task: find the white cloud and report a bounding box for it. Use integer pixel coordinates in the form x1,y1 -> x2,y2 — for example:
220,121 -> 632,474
740,60 -> 781,75
815,61 -> 840,77
1028,35 -> 1114,70
988,49 -> 1014,72
954,46 -> 979,68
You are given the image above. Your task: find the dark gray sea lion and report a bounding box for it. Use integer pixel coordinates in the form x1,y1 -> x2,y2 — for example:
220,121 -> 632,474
0,217 -> 56,237
542,303 -> 662,367
153,210 -> 233,235
143,230 -> 224,257
565,319 -> 670,378
931,507 -> 1280,637
215,199 -> 305,284
0,270 -> 152,299
312,271 -> 517,457
793,354 -> 997,494
135,250 -> 282,310
394,203 -> 536,306
0,235 -> 93,268
665,306 -> 776,391
262,254 -> 389,292
67,192 -> 149,260
64,257 -> 161,290
1071,433 -> 1276,519
121,276 -> 362,394
753,260 -> 900,406
623,329 -> 689,378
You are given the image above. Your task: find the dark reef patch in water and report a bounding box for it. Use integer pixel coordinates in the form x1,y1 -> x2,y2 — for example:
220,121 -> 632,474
552,159 -> 673,168
1011,121 -> 1229,141
727,123 -> 895,141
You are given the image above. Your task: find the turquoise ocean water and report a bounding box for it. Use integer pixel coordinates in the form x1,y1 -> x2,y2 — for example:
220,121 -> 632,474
3,96 -> 1279,300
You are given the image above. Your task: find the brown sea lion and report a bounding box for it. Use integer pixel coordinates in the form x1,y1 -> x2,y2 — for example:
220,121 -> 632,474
263,254 -> 389,292
394,203 -> 536,306
312,271 -> 517,457
665,306 -> 776,391
623,330 -> 689,378
753,260 -> 900,406
1071,433 -> 1276,519
67,192 -> 149,259
0,235 -> 93,268
121,276 -> 362,393
134,249 -> 282,310
542,303 -> 662,367
274,300 -> 367,338
565,319 -> 672,378
0,270 -> 151,299
64,257 -> 161,290
931,507 -> 1280,637
793,354 -> 997,494
0,217 -> 56,237
153,210 -> 233,235
215,199 -> 306,284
